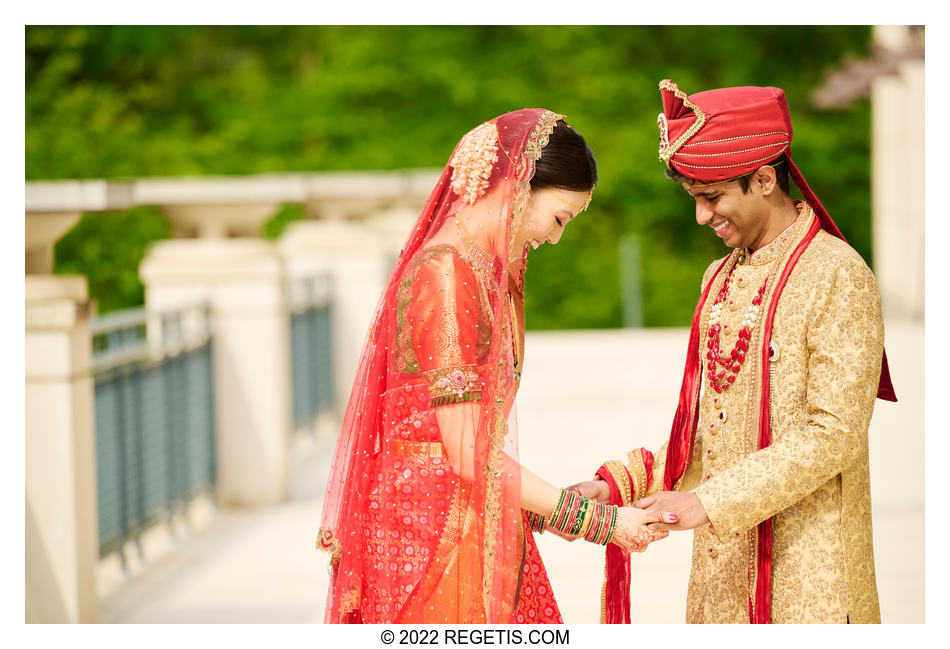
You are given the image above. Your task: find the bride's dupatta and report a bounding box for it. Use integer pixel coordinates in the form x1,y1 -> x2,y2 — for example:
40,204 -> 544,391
318,110 -> 563,623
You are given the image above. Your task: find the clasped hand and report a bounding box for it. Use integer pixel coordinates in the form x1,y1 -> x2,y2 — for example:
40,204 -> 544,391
634,491 -> 709,532
563,480 -> 711,550
557,481 -> 676,553
611,506 -> 676,553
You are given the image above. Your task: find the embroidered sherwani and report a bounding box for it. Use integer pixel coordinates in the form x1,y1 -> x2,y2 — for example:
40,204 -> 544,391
626,205 -> 884,623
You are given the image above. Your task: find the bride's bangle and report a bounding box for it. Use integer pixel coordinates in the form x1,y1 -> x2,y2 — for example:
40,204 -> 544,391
570,497 -> 591,536
548,490 -> 618,545
526,510 -> 547,534
582,502 -> 602,541
584,503 -> 618,545
549,489 -> 582,535
577,500 -> 595,538
602,505 -> 619,545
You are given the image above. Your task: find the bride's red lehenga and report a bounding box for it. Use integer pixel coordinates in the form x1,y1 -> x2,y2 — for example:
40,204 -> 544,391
318,110 -> 565,623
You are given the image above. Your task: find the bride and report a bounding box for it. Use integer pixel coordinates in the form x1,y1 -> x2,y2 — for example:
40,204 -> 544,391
318,109 -> 673,623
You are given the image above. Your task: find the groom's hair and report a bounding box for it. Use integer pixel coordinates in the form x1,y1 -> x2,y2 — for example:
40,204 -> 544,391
665,153 -> 791,195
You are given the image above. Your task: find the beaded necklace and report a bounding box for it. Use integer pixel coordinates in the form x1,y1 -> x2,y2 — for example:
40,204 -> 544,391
704,208 -> 807,394
705,251 -> 770,394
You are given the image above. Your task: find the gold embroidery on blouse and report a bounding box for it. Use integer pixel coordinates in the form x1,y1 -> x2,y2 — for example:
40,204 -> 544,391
426,365 -> 482,407
395,245 -> 492,375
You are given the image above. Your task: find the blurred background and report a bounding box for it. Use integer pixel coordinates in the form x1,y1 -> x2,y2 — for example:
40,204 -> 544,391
24,25 -> 924,624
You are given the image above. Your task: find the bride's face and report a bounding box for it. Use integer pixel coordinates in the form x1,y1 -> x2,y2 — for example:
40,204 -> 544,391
519,187 -> 588,250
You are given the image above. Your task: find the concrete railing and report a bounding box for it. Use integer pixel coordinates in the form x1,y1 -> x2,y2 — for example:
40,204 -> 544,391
26,169 -> 441,250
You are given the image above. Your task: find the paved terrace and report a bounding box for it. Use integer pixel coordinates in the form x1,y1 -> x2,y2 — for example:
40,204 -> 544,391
99,322 -> 924,624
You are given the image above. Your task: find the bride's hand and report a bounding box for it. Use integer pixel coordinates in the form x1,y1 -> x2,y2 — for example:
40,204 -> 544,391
610,507 -> 676,553
546,527 -> 578,542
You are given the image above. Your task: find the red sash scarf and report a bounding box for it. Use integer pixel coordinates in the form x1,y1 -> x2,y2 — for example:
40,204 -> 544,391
596,465 -> 632,624
596,455 -> 652,624
750,216 -> 819,623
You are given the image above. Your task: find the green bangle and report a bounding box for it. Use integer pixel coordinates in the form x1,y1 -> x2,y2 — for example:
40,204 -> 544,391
603,505 -> 619,545
531,512 -> 547,534
570,497 -> 590,536
587,503 -> 605,543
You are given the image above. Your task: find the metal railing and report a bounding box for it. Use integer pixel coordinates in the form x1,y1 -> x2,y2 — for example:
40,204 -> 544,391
288,275 -> 334,430
91,302 -> 215,567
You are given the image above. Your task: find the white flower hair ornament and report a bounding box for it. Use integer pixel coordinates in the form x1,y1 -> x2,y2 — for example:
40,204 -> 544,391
450,122 -> 500,205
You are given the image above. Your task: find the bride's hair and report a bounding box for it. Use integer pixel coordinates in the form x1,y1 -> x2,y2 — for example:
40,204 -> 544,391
531,120 -> 598,192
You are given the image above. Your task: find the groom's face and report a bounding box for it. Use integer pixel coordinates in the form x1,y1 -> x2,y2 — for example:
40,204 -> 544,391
683,177 -> 770,250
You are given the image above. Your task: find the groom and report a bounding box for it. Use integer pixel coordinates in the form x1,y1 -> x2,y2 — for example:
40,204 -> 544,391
575,80 -> 896,623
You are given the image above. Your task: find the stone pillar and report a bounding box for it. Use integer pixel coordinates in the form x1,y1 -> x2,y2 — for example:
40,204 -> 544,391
872,26 -> 925,321
25,276 -> 99,623
140,239 -> 292,506
26,180 -> 134,274
25,212 -> 81,274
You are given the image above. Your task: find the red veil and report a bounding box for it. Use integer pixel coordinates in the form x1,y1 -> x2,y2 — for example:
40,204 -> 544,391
318,109 -> 564,623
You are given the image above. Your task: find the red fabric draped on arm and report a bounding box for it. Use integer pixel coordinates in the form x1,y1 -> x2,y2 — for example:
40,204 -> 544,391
597,450 -> 654,624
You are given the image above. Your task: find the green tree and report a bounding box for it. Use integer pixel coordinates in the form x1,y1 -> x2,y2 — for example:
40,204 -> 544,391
28,26 -> 872,324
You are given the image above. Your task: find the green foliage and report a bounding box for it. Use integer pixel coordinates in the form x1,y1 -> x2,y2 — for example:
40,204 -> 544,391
53,205 -> 172,315
261,203 -> 306,240
29,25 -> 873,324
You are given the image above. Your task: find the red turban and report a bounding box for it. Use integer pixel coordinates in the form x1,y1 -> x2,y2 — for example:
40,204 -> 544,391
657,78 -> 845,240
657,79 -> 896,402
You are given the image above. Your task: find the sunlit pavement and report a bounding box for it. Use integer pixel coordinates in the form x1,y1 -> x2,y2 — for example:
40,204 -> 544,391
100,322 -> 923,624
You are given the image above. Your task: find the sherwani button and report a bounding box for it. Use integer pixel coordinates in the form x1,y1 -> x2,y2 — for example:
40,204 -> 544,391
769,339 -> 781,363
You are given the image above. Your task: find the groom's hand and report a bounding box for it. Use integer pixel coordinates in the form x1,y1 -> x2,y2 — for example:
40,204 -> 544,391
565,479 -> 609,503
635,492 -> 709,531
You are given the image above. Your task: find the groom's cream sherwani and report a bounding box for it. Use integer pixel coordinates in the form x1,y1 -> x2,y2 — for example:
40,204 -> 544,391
619,206 -> 884,623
